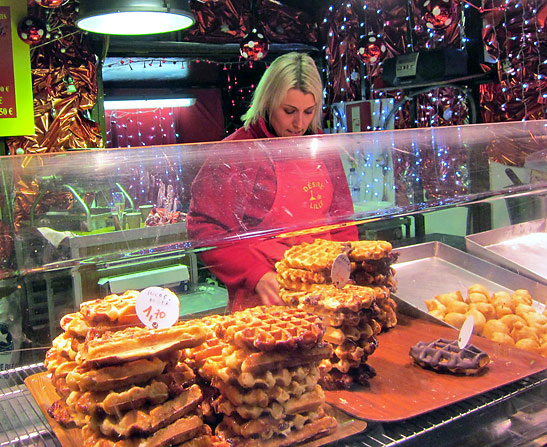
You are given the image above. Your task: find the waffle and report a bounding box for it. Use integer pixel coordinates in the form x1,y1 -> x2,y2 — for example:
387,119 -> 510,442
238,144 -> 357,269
409,338 -> 490,375
77,322 -> 206,366
216,306 -> 325,352
51,332 -> 81,361
279,284 -> 387,313
212,386 -> 324,420
60,312 -> 92,338
82,414 -> 205,447
348,240 -> 393,261
277,239 -> 350,273
68,380 -> 170,417
201,343 -> 332,377
66,357 -> 167,392
44,347 -> 71,372
217,408 -> 334,441
216,412 -> 336,447
211,368 -> 319,407
156,362 -> 197,396
98,384 -> 202,438
79,290 -> 141,324
48,398 -> 77,427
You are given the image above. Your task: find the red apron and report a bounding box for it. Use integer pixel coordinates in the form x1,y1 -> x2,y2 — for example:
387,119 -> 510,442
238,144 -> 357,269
231,158 -> 334,311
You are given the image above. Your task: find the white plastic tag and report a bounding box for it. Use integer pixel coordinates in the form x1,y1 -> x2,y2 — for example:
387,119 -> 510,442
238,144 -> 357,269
331,253 -> 351,289
136,287 -> 180,329
458,315 -> 475,349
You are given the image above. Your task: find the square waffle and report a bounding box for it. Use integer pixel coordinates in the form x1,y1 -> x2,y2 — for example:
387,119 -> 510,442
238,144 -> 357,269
77,322 -> 206,367
215,306 -> 325,352
79,289 -> 141,324
279,284 -> 387,313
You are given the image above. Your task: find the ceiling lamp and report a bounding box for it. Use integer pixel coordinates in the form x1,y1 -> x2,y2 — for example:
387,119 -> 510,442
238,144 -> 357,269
76,0 -> 196,35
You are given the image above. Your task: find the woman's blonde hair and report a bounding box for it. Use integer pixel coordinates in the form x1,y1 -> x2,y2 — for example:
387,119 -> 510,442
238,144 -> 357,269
241,52 -> 323,134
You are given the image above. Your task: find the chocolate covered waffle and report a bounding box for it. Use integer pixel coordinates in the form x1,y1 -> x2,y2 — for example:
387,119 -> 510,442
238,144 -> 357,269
184,306 -> 337,447
409,338 -> 490,375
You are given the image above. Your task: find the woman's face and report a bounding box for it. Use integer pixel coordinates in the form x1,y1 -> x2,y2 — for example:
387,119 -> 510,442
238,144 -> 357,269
270,88 -> 316,138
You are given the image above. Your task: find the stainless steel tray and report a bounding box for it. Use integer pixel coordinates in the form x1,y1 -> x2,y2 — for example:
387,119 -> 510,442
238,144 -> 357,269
392,242 -> 547,321
465,218 -> 547,285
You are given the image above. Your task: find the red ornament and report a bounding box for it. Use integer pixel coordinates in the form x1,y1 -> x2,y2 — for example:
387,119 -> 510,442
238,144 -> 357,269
357,34 -> 387,64
17,16 -> 48,45
35,0 -> 67,7
240,28 -> 269,61
422,0 -> 455,29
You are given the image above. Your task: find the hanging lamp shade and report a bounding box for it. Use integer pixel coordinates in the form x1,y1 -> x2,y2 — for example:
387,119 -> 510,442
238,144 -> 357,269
76,0 -> 195,35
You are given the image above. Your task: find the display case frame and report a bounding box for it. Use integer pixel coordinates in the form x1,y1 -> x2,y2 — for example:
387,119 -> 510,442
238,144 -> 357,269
0,119 -> 546,446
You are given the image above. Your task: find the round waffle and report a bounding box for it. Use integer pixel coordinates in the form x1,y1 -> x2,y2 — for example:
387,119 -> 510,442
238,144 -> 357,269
215,306 -> 325,352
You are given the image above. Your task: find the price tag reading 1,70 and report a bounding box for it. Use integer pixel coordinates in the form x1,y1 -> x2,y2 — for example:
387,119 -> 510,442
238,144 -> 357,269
331,253 -> 351,289
136,287 -> 180,329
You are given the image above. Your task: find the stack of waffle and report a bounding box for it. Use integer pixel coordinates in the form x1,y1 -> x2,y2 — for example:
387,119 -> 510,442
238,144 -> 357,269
276,239 -> 398,389
44,289 -> 144,402
185,306 -> 337,447
60,321 -> 211,447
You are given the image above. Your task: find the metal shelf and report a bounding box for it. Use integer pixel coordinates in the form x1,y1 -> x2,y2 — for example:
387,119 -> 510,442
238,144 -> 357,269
2,364 -> 547,447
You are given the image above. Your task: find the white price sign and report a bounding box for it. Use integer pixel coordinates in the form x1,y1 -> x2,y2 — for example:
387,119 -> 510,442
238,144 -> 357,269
136,287 -> 180,329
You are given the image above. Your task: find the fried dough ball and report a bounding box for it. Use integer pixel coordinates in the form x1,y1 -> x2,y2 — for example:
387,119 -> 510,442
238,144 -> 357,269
488,332 -> 515,346
492,292 -> 516,313
522,312 -> 547,329
468,284 -> 491,300
465,308 -> 486,335
495,303 -> 514,319
483,319 -> 510,339
468,292 -> 489,304
444,312 -> 467,329
436,291 -> 465,306
541,342 -> 547,357
500,314 -> 526,331
515,338 -> 540,354
511,325 -> 539,343
515,303 -> 536,318
429,309 -> 446,320
512,289 -> 533,306
446,300 -> 469,314
470,302 -> 496,321
425,299 -> 446,315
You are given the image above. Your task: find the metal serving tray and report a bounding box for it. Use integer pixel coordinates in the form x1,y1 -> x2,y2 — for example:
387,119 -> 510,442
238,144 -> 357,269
392,242 -> 547,320
465,218 -> 547,285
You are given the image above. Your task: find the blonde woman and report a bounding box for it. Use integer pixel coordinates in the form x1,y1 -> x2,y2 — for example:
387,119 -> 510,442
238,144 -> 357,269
188,52 -> 357,311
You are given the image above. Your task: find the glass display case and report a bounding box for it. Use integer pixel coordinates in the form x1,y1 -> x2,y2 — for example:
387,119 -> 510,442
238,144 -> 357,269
0,119 -> 546,446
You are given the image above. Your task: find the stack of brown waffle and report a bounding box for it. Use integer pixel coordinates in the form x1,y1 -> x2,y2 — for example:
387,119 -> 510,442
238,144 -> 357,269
276,239 -> 398,389
57,320 -> 212,447
185,306 -> 338,447
44,289 -> 144,401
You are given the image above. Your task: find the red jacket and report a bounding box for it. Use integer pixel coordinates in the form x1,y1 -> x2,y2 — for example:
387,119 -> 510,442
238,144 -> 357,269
187,119 -> 358,305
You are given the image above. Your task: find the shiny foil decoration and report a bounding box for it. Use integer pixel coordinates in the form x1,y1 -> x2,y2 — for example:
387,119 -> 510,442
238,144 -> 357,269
412,0 -> 461,49
321,0 -> 361,105
357,33 -> 387,64
17,15 -> 48,45
35,0 -> 67,8
0,221 -> 14,271
7,2 -> 103,230
186,0 -> 318,44
422,0 -> 455,29
240,27 -> 269,60
479,0 -> 547,132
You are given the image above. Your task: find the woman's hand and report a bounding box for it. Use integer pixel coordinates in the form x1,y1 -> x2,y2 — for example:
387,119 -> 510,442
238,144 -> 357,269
255,271 -> 285,306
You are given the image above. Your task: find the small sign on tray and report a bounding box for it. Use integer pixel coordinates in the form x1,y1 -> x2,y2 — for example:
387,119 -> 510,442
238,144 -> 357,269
136,287 -> 180,329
